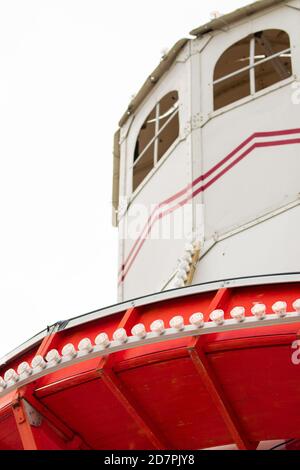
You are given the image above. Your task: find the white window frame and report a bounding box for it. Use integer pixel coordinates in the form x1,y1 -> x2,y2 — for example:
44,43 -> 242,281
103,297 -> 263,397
132,99 -> 179,170
213,33 -> 291,107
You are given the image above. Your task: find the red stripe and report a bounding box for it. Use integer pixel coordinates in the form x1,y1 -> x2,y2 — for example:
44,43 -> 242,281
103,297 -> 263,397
119,128 -> 300,274
118,130 -> 300,282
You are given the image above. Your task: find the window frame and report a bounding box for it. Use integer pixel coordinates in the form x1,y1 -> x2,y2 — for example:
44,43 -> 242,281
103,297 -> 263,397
132,92 -> 180,194
213,30 -> 292,111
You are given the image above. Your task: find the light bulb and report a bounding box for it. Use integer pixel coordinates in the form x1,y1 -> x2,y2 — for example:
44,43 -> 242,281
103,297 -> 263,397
95,333 -> 110,348
113,328 -> 127,343
17,362 -> 32,376
189,312 -> 204,328
150,319 -> 165,334
62,343 -> 77,358
4,369 -> 18,383
78,338 -> 93,353
230,306 -> 245,322
210,309 -> 224,325
46,349 -> 61,364
174,277 -> 185,288
292,299 -> 300,314
251,303 -> 266,320
131,324 -> 146,338
272,301 -> 287,317
169,316 -> 184,330
31,355 -> 46,370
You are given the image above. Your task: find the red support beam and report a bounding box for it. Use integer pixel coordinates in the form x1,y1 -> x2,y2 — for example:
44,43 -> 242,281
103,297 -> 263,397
187,288 -> 258,449
97,306 -> 169,449
12,396 -> 38,450
16,328 -> 91,449
100,368 -> 169,450
188,344 -> 258,450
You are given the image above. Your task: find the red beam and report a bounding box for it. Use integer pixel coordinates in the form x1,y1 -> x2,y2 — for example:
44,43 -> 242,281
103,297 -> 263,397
100,368 -> 169,450
12,397 -> 37,450
188,343 -> 258,450
187,288 -> 258,449
98,306 -> 169,449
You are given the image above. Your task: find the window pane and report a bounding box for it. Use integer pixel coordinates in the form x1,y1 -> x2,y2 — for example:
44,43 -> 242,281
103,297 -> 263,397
254,29 -> 292,92
255,55 -> 292,92
158,91 -> 179,129
157,112 -> 179,161
134,108 -> 156,163
214,68 -> 250,110
213,29 -> 292,111
133,91 -> 179,192
214,36 -> 250,81
255,29 -> 290,57
133,142 -> 155,192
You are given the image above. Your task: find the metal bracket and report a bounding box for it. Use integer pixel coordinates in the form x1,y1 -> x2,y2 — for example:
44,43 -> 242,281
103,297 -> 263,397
23,400 -> 42,427
191,113 -> 203,130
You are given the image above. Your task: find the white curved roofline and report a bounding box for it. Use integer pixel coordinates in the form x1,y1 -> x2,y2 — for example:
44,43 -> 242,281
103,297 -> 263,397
1,272 -> 299,367
118,0 -> 285,128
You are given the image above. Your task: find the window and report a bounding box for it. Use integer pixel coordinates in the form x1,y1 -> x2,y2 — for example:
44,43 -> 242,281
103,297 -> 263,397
213,29 -> 292,111
133,91 -> 179,192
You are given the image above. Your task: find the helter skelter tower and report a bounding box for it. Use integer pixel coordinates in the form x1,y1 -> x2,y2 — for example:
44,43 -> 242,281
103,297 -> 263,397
1,0 -> 300,450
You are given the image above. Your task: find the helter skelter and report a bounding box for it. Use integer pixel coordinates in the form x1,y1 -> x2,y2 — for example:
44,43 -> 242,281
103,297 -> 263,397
1,0 -> 300,450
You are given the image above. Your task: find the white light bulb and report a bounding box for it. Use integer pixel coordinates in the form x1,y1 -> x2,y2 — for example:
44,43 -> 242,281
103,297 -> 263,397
131,324 -> 146,338
62,343 -> 77,358
174,277 -> 185,288
185,243 -> 195,253
292,299 -> 300,314
150,319 -> 165,334
95,333 -> 110,348
182,252 -> 192,263
230,306 -> 245,322
46,349 -> 61,364
177,269 -> 188,281
113,328 -> 128,343
178,260 -> 190,272
193,240 -> 201,251
31,355 -> 46,370
78,338 -> 93,353
210,309 -> 224,325
189,312 -> 204,328
251,303 -> 266,320
0,376 -> 6,390
17,362 -> 32,376
169,316 -> 184,330
272,301 -> 287,317
4,369 -> 18,383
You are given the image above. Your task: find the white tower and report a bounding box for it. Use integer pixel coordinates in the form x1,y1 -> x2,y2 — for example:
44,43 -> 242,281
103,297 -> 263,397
112,0 -> 300,301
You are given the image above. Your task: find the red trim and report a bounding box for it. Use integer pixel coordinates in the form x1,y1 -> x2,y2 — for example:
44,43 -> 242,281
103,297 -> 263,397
119,129 -> 300,283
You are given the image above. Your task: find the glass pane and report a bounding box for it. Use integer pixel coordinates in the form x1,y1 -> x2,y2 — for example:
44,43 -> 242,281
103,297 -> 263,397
134,108 -> 156,163
157,112 -> 179,161
254,29 -> 292,92
214,68 -> 250,110
255,55 -> 292,92
214,35 -> 251,81
158,91 -> 179,130
255,29 -> 290,58
133,142 -> 155,192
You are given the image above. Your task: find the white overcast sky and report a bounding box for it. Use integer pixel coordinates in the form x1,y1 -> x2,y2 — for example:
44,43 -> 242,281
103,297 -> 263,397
0,0 -> 250,357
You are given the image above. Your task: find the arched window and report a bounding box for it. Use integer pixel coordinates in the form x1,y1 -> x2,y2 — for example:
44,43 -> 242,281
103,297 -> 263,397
213,29 -> 292,111
133,91 -> 179,192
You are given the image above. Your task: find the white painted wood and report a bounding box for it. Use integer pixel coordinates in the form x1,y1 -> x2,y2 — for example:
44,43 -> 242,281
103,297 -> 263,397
117,0 -> 300,301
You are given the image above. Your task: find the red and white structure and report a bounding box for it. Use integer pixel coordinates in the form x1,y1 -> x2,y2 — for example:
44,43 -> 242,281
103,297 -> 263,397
1,0 -> 300,450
